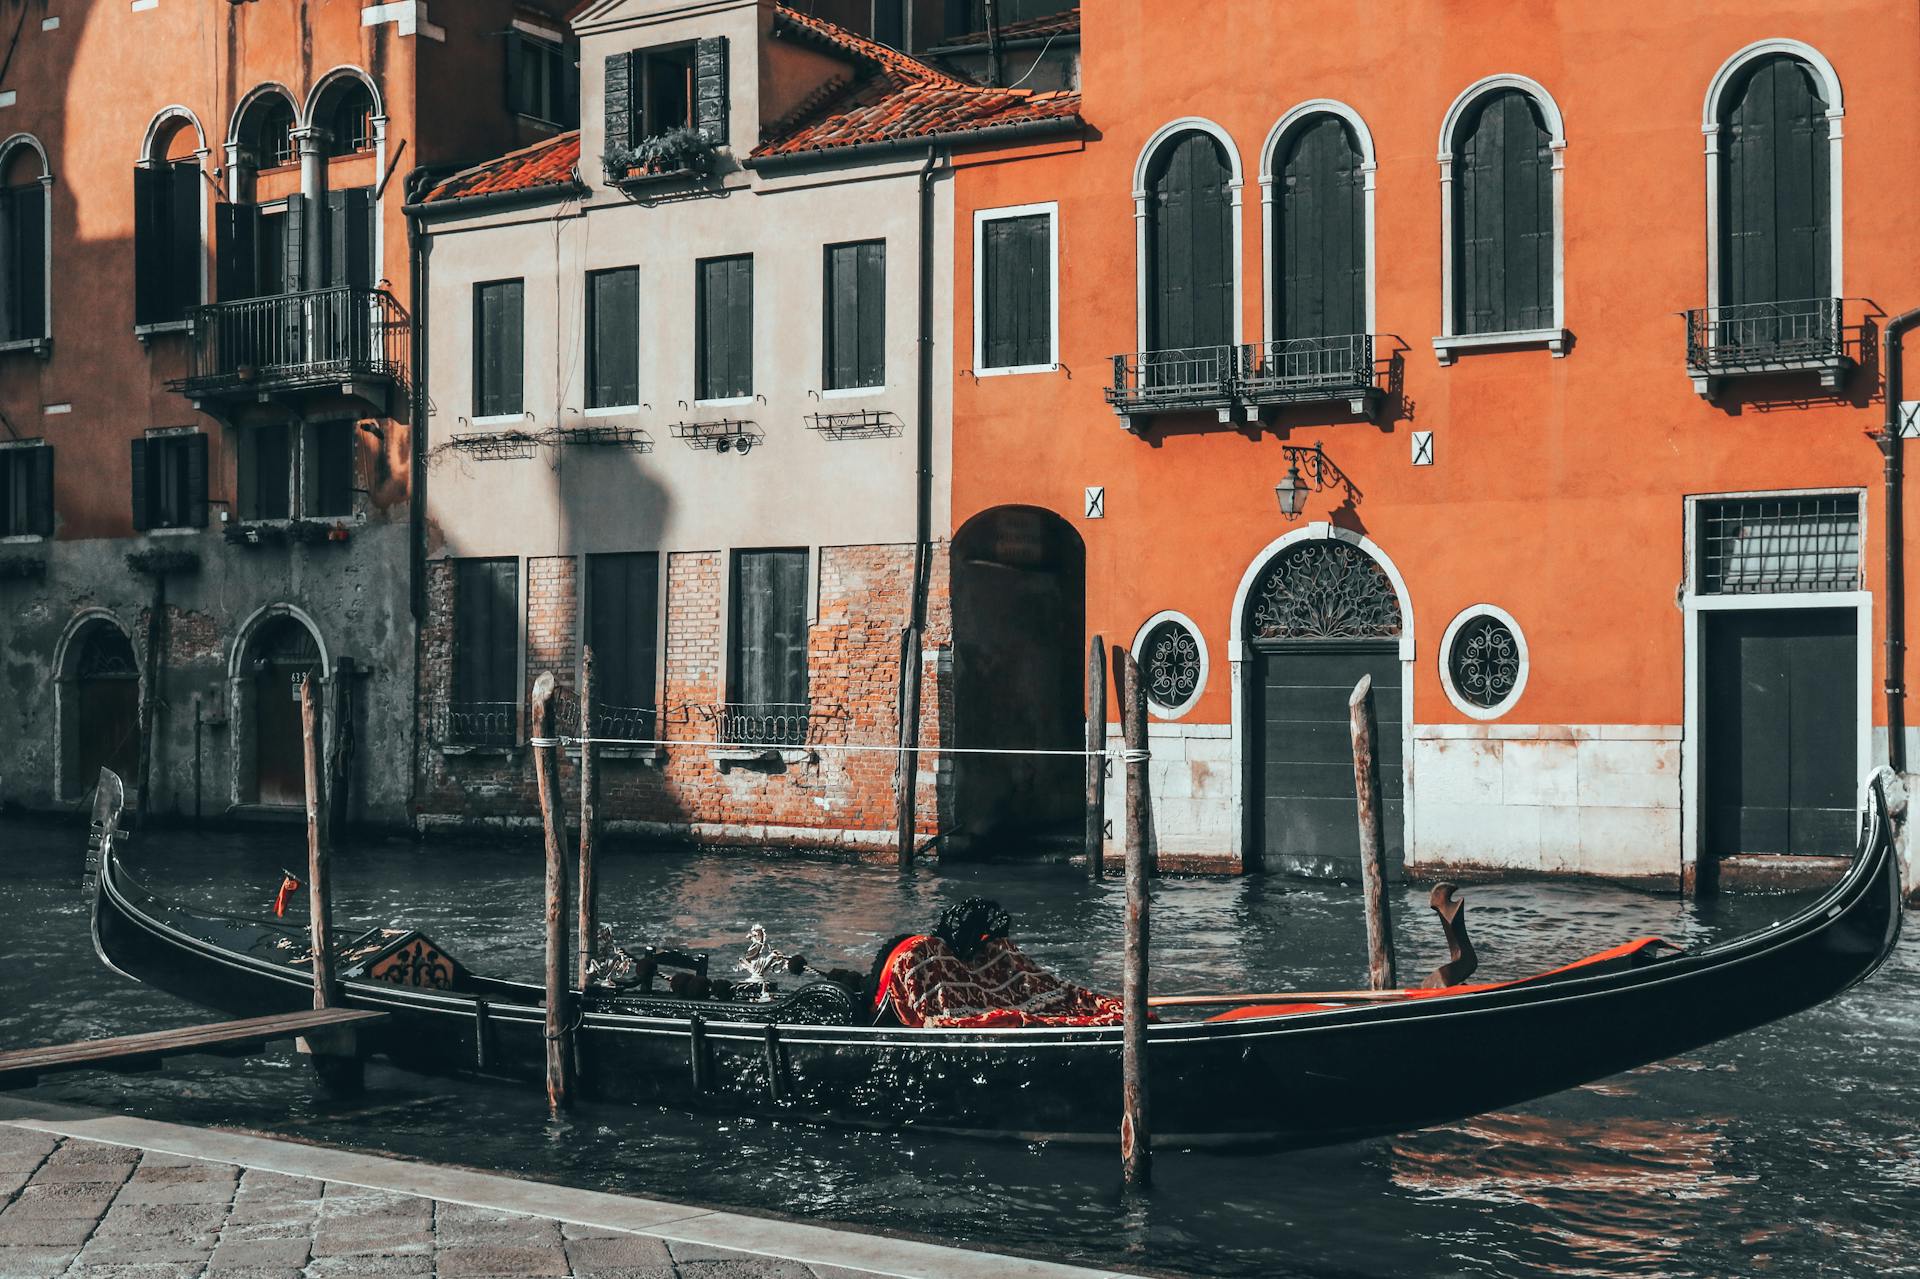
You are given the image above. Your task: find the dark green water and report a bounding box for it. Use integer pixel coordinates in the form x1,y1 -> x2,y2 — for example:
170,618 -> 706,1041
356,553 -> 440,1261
1,817 -> 1914,1277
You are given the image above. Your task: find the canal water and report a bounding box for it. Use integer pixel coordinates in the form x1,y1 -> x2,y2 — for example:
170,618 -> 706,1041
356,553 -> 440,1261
1,817 -> 1914,1278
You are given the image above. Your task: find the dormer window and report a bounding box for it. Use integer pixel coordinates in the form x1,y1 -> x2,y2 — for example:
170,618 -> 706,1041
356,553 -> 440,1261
634,46 -> 695,139
603,38 -> 728,181
507,28 -> 577,127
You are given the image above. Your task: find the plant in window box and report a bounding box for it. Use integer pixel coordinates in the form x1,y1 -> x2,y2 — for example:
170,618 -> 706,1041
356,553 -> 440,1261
0,554 -> 47,581
125,549 -> 200,577
604,126 -> 716,184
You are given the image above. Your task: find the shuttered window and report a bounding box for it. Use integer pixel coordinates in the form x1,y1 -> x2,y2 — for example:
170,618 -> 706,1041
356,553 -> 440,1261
452,558 -> 520,744
506,31 -> 577,127
730,549 -> 808,710
1722,55 -> 1830,308
323,188 -> 375,291
0,444 -> 53,537
1148,132 -> 1234,353
474,279 -> 525,417
696,255 -> 753,401
1454,90 -> 1553,335
586,267 -> 641,409
586,553 -> 660,715
130,433 -> 207,532
0,181 -> 47,343
1276,116 -> 1366,340
823,240 -> 885,391
241,426 -> 292,521
977,210 -> 1053,371
306,420 -> 355,518
133,161 -> 200,325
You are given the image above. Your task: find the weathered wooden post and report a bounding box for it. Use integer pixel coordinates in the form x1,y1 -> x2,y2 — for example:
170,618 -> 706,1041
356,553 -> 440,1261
577,648 -> 599,996
531,672 -> 573,1113
894,624 -> 923,872
1086,636 -> 1106,879
300,675 -> 361,1093
1114,646 -> 1152,1190
1349,675 -> 1397,991
324,661 -> 353,849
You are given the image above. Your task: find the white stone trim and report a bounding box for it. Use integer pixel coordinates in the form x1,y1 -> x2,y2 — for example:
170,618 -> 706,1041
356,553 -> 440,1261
1132,118 -> 1246,356
1130,609 -> 1208,721
139,105 -> 206,164
971,201 -> 1059,375
1437,603 -> 1529,720
362,2 -> 446,42
226,603 -> 334,683
304,66 -> 388,133
1434,75 -> 1567,362
52,609 -> 142,805
228,83 -> 304,150
1701,40 -> 1844,310
1258,100 -> 1377,340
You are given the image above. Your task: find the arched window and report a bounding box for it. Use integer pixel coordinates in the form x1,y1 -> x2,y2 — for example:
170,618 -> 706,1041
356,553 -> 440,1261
1436,77 -> 1567,362
1721,56 -> 1830,310
0,138 -> 49,346
238,92 -> 298,169
1274,116 -> 1365,342
316,77 -> 377,157
135,110 -> 206,327
1146,130 -> 1235,357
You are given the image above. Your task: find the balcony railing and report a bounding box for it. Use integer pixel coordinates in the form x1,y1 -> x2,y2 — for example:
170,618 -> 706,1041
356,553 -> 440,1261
1106,345 -> 1237,419
709,702 -> 813,749
1238,334 -> 1380,416
436,700 -> 517,749
1685,297 -> 1850,398
172,287 -> 408,402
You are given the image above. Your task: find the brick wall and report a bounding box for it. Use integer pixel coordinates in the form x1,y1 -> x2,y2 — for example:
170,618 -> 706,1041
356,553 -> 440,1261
526,556 -> 577,694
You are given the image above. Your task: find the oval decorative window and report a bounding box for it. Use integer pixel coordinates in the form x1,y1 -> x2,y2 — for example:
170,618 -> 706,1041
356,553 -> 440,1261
1441,607 -> 1527,719
1137,613 -> 1206,717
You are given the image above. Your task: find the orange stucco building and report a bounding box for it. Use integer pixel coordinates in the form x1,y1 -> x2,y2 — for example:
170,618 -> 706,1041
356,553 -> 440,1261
947,1 -> 1920,887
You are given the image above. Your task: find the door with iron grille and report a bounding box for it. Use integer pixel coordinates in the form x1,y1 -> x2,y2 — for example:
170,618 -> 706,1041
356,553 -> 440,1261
1244,540 -> 1404,877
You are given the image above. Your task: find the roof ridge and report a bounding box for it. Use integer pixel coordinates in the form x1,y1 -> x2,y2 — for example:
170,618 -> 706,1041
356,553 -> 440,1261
771,4 -> 965,89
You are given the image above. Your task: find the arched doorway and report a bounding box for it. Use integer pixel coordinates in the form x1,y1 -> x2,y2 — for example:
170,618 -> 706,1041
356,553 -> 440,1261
242,616 -> 322,807
950,506 -> 1086,847
1240,536 -> 1406,878
58,617 -> 141,800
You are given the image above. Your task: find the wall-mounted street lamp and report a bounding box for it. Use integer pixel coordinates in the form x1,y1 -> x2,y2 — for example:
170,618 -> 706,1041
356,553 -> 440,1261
1274,440 -> 1358,521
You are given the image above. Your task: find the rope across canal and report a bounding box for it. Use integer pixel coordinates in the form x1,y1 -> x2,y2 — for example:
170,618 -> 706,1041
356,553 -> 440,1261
526,736 -> 1151,762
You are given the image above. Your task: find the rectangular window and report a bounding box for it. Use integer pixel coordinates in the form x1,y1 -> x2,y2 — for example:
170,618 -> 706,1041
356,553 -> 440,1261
1697,494 -> 1862,595
506,31 -> 574,126
0,443 -> 52,537
586,553 -> 660,734
696,255 -> 752,401
728,548 -> 809,744
823,240 -> 885,391
474,279 -> 525,418
305,421 -> 355,518
451,558 -> 520,746
240,426 -> 292,521
636,46 -> 695,139
130,432 -> 206,531
975,205 -> 1056,373
133,160 -> 200,325
0,183 -> 47,343
586,267 -> 640,409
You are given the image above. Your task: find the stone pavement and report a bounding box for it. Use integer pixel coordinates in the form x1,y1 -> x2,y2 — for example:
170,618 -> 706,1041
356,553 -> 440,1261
0,1105 -> 1132,1279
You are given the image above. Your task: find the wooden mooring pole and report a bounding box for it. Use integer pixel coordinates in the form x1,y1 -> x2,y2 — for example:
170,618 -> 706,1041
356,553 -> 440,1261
531,672 -> 574,1113
301,675 -> 361,1093
894,624 -> 923,873
1348,675 -> 1397,991
1086,636 -> 1106,879
1114,646 -> 1152,1191
577,648 -> 599,996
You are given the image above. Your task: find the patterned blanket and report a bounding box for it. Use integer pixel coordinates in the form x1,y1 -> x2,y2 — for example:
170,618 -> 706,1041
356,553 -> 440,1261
873,935 -> 1126,1028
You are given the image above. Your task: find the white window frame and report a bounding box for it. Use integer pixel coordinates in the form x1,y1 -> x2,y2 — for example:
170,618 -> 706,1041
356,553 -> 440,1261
1437,604 -> 1529,721
0,133 -> 53,356
1258,101 -> 1377,343
1131,609 -> 1209,721
972,201 -> 1059,377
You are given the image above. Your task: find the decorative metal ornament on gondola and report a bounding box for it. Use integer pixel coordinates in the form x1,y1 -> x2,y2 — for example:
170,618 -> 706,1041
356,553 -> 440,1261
1143,618 -> 1202,711
1448,614 -> 1522,710
1248,541 -> 1402,641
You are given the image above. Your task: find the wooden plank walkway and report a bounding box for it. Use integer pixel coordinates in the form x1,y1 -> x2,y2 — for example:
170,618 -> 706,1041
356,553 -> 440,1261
0,1009 -> 387,1090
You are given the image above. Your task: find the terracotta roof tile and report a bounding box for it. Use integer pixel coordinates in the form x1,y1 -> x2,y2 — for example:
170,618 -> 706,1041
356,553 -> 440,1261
938,7 -> 1080,49
424,132 -> 581,204
755,6 -> 1081,161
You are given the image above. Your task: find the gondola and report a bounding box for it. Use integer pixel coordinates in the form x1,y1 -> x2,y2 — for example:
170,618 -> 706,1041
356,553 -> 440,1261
83,768 -> 1903,1151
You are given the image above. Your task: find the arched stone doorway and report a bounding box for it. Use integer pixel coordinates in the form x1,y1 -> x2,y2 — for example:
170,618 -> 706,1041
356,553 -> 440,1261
1236,533 -> 1408,878
233,611 -> 326,808
950,506 -> 1086,848
56,614 -> 141,801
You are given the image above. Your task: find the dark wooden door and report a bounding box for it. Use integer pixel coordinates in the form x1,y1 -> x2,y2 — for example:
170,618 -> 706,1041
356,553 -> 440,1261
1722,55 -> 1829,309
1148,131 -> 1234,354
255,667 -> 314,807
76,676 -> 140,791
1277,116 -> 1365,340
1251,640 -> 1402,878
1703,607 -> 1855,857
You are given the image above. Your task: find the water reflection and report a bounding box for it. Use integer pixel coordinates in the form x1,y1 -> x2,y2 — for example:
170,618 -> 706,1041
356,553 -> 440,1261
0,818 -> 1914,1278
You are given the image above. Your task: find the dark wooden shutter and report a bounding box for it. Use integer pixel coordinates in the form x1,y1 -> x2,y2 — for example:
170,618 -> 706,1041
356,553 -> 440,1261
732,550 -> 807,708
133,167 -> 164,325
28,444 -> 53,536
824,242 -> 884,390
588,553 -> 659,712
129,438 -> 150,532
253,426 -> 291,520
17,187 -> 44,341
1724,56 -> 1829,309
1277,116 -> 1365,340
325,188 -> 373,290
215,202 -> 259,301
455,558 -> 519,709
167,162 -> 200,318
561,48 -> 581,128
475,281 -> 524,416
694,37 -> 728,146
313,421 -> 353,517
982,215 -> 1050,369
1149,132 -> 1233,353
500,281 -> 524,413
604,50 -> 634,169
282,193 -> 306,295
186,432 -> 209,527
0,187 -> 14,341
1455,90 -> 1552,335
587,267 -> 639,408
698,256 -> 751,400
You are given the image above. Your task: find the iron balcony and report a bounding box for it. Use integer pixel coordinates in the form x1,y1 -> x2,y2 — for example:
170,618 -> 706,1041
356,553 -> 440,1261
1106,345 -> 1238,422
170,286 -> 409,411
1684,297 -> 1850,400
436,701 -> 518,750
1108,337 -> 1383,424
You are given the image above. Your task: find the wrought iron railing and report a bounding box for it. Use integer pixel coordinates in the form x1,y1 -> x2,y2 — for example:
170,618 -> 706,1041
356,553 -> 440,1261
1106,345 -> 1237,415
552,689 -> 659,746
707,702 -> 814,748
1238,334 -> 1376,404
436,700 -> 517,748
1685,297 -> 1844,374
173,287 -> 409,397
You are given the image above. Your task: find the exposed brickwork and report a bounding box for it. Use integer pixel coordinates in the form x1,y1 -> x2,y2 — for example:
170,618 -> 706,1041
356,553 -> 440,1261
526,557 -> 578,693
